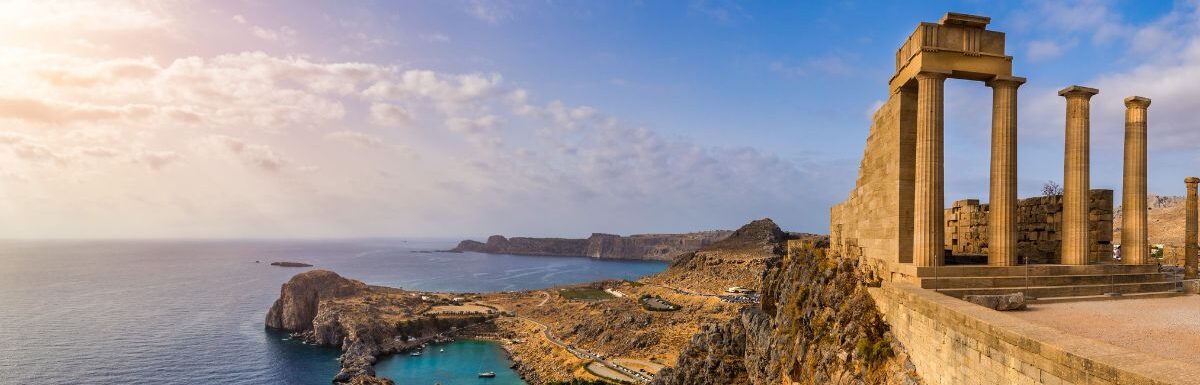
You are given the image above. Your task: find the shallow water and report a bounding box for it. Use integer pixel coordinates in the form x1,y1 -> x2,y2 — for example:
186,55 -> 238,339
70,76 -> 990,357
0,239 -> 666,385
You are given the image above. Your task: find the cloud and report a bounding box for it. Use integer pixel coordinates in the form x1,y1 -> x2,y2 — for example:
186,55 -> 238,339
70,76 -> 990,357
0,97 -> 154,125
1015,0 -> 1129,45
1027,39 -> 1070,61
201,135 -> 289,172
465,0 -> 514,24
368,103 -> 411,126
132,150 -> 181,170
325,130 -> 385,148
0,0 -> 171,33
768,53 -> 858,78
688,0 -> 749,23
421,33 -> 451,43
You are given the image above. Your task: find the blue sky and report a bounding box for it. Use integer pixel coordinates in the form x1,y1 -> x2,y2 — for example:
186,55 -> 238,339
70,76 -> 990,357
0,1 -> 1197,238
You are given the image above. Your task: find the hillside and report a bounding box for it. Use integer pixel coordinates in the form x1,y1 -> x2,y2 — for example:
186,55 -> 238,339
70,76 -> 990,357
449,231 -> 733,261
1114,194 -> 1189,246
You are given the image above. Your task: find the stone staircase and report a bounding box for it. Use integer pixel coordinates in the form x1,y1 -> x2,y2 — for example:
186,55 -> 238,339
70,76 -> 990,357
910,264 -> 1184,303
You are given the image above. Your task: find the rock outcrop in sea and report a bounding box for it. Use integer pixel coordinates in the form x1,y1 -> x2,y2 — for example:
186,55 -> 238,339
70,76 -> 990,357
265,270 -> 367,332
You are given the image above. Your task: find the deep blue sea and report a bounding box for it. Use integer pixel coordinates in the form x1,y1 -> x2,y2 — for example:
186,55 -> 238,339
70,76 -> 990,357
0,239 -> 667,385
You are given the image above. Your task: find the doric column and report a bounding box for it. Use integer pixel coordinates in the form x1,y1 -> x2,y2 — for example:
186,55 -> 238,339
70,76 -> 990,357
1186,177 -> 1199,279
1121,96 -> 1151,265
913,72 -> 947,267
1058,86 -> 1098,265
986,77 -> 1024,266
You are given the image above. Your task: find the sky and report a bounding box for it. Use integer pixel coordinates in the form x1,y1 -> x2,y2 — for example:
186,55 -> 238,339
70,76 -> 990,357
0,0 -> 1198,239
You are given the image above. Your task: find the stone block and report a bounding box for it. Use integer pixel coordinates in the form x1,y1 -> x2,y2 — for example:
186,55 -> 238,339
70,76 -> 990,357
962,293 -> 1026,311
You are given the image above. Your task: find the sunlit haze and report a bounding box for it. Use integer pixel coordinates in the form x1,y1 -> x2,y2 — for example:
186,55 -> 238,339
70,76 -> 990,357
1,1 -> 1197,238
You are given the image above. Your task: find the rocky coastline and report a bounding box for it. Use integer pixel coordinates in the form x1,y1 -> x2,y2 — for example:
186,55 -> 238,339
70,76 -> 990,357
448,231 -> 733,261
265,219 -> 883,385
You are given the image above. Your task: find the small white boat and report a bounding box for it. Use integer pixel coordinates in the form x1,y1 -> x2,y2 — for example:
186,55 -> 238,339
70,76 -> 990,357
410,351 -> 422,356
478,371 -> 496,378
439,348 -> 444,352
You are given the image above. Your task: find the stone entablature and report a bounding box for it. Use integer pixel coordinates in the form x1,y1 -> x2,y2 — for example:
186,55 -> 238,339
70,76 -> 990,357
944,190 -> 1114,264
890,13 -> 1016,94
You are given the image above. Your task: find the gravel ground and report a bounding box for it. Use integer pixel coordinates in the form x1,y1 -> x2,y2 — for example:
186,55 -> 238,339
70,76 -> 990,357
1012,296 -> 1200,363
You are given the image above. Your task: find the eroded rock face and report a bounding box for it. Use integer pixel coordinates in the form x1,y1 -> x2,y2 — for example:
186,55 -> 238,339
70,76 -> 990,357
264,270 -> 368,332
654,246 -> 923,385
652,322 -> 752,385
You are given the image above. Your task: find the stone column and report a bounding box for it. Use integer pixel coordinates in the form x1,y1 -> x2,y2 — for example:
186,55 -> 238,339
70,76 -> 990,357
987,78 -> 1024,266
1186,177 -> 1199,279
1121,96 -> 1151,265
1058,86 -> 1098,265
913,72 -> 947,267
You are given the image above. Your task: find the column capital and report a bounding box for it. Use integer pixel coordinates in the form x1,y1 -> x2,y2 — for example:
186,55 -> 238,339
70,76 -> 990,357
986,76 -> 1026,89
1058,85 -> 1099,99
1186,176 -> 1200,185
1124,96 -> 1152,109
915,70 -> 951,81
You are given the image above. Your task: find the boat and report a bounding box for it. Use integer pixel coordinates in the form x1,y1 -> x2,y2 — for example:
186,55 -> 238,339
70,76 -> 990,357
410,351 -> 422,356
478,371 -> 496,378
439,348 -> 444,352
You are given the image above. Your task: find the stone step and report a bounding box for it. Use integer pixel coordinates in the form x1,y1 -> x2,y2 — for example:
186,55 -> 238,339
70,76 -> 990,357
931,281 -> 1179,299
913,264 -> 1159,278
1029,290 -> 1185,304
917,273 -> 1171,289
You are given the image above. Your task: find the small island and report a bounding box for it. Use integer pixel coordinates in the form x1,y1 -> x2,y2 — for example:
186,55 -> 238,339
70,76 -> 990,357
270,261 -> 313,267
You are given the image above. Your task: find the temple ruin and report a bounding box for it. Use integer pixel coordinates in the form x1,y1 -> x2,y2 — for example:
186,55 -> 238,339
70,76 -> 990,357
830,12 -> 1179,300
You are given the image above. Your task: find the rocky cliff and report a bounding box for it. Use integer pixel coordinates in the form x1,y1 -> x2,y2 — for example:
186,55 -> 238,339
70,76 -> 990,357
653,245 -> 922,385
266,270 -> 492,385
449,231 -> 732,261
645,219 -> 786,292
265,269 -> 369,331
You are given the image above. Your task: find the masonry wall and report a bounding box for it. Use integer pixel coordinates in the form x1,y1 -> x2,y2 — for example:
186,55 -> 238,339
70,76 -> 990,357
870,282 -> 1194,385
830,88 -> 915,268
944,190 -> 1114,264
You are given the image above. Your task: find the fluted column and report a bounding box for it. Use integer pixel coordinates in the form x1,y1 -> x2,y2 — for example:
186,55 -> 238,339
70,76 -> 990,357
1121,96 -> 1151,265
1186,177 -> 1199,279
987,78 -> 1024,266
913,72 -> 947,267
1058,86 -> 1098,265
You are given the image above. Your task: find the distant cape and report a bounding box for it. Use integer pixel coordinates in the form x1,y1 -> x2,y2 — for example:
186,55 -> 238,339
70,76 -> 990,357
446,231 -> 733,261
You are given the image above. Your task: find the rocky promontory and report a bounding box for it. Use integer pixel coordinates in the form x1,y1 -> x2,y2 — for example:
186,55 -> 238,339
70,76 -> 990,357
449,231 -> 732,261
265,270 -> 495,384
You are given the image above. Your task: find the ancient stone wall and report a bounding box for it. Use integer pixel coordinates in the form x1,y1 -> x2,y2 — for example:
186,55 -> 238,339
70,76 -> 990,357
830,89 -> 916,270
943,190 -> 1113,264
870,282 -> 1191,385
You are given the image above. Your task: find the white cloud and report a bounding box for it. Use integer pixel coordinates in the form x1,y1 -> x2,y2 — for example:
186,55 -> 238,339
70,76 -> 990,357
325,130 -> 385,148
368,103 -> 411,126
1027,40 -> 1068,61
465,0 -> 514,24
200,135 -> 289,172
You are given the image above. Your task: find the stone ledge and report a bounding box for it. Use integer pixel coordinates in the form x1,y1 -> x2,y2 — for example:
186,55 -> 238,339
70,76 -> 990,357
871,282 -> 1200,385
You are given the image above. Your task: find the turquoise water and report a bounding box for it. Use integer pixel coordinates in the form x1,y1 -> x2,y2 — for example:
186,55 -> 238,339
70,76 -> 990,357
376,340 -> 526,385
0,239 -> 666,385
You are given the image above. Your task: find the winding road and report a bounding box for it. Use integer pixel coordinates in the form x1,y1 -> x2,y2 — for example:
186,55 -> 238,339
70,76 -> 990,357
518,317 -> 652,383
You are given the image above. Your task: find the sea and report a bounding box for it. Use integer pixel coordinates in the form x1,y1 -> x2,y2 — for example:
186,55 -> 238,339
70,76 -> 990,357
0,239 -> 668,385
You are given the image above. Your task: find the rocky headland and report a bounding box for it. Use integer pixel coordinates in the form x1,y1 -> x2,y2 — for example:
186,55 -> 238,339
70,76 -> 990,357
265,270 -> 495,384
269,261 -> 313,267
448,231 -> 733,261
